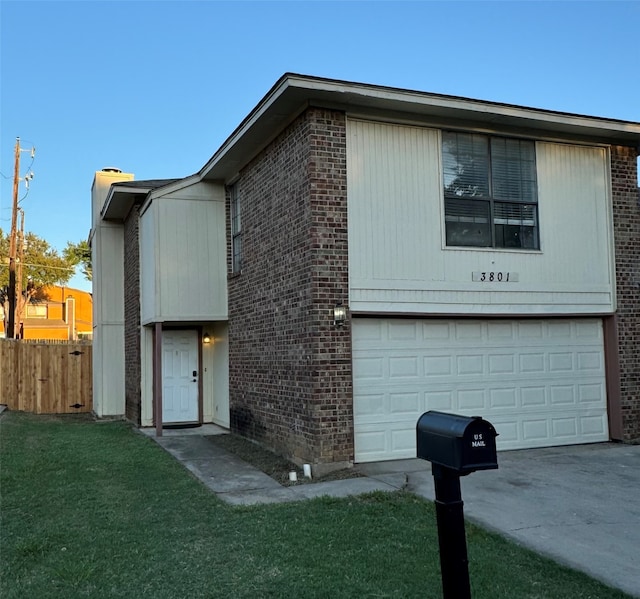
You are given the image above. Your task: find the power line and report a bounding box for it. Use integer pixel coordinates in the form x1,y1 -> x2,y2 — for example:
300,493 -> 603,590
0,262 -> 76,272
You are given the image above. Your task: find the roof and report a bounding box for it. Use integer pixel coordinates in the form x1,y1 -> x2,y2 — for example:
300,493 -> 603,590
102,179 -> 180,220
199,73 -> 640,182
111,179 -> 180,190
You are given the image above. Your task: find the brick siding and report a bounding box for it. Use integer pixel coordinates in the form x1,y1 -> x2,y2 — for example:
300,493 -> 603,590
227,108 -> 351,465
611,146 -> 640,441
124,205 -> 142,425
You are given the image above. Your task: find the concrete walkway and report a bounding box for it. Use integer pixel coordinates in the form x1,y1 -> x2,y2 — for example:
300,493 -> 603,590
141,426 -> 395,505
143,426 -> 640,598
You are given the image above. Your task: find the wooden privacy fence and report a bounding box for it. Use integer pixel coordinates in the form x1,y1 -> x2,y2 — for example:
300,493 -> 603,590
0,339 -> 92,414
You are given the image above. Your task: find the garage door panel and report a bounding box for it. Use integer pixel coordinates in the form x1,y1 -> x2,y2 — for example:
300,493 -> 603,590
389,356 -> 419,378
457,389 -> 486,410
549,352 -> 574,372
489,387 -> 518,408
424,355 -> 453,376
389,392 -> 421,414
356,422 -> 421,462
521,386 -> 546,407
581,414 -> 608,436
550,385 -> 576,405
353,318 -> 609,462
355,357 -> 385,380
353,392 -> 386,417
487,321 -> 515,338
488,354 -> 516,374
520,353 -> 546,373
578,383 -> 605,404
577,351 -> 603,371
548,321 -> 573,337
425,390 -> 454,411
552,417 -> 578,439
493,419 -> 519,444
454,321 -> 483,340
575,320 -> 602,338
388,320 -> 420,341
457,355 -> 484,375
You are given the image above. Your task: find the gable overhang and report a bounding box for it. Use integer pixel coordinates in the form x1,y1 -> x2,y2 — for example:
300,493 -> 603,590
140,174 -> 202,215
101,179 -> 181,221
199,73 -> 640,183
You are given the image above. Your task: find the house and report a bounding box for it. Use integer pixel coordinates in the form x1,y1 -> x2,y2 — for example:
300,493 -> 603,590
91,74 -> 640,469
0,284 -> 92,340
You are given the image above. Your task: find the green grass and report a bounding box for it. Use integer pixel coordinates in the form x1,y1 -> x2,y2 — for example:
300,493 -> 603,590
0,411 -> 631,599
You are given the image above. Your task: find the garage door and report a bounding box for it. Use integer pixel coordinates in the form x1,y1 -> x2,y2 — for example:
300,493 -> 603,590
353,318 -> 609,462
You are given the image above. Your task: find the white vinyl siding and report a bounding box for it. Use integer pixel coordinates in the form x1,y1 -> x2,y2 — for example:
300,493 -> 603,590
352,318 -> 609,462
536,142 -> 613,285
347,119 -> 442,282
347,119 -> 614,315
139,183 -> 228,325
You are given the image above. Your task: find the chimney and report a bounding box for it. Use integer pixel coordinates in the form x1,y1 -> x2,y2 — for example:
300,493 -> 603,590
65,296 -> 76,340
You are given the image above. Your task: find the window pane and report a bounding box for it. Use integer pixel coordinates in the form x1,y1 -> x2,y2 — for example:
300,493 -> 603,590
232,236 -> 242,272
231,190 -> 241,235
493,202 -> 539,249
230,184 -> 242,272
491,138 -> 537,203
445,198 -> 492,247
27,304 -> 47,318
443,132 -> 489,198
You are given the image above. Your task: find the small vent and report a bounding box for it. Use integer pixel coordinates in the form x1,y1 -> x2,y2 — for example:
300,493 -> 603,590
101,167 -> 122,173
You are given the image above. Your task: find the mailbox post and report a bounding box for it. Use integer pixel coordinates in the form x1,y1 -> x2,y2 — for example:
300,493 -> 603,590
416,411 -> 498,599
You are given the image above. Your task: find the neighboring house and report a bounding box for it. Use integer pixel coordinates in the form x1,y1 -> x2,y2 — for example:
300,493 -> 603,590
91,74 -> 640,469
0,285 -> 92,340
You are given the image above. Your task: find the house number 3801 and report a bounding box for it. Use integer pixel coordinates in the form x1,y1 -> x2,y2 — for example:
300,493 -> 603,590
472,271 -> 519,282
483,272 -> 507,282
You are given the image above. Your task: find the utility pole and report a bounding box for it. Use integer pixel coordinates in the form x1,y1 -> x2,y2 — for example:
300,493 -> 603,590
8,138 -> 20,339
16,209 -> 25,338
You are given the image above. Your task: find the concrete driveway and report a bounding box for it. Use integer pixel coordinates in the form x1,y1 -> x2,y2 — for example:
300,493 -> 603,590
358,442 -> 640,598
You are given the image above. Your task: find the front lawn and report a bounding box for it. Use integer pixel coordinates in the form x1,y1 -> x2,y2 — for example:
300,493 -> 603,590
0,412 -> 630,598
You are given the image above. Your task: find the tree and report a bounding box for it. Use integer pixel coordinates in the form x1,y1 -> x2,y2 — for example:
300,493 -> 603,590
0,229 -> 78,337
64,239 -> 92,282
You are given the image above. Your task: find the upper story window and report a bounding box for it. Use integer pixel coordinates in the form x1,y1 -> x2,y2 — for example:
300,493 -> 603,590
26,304 -> 47,318
442,131 -> 539,250
230,184 -> 242,273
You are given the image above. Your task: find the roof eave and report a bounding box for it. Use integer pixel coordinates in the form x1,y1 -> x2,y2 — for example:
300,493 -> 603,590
199,73 -> 640,182
101,189 -> 143,221
101,179 -> 183,221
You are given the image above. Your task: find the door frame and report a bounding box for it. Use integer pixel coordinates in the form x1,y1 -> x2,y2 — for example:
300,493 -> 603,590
152,325 -> 203,434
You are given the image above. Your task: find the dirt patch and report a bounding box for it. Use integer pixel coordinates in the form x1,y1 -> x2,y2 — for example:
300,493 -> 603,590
205,433 -> 364,486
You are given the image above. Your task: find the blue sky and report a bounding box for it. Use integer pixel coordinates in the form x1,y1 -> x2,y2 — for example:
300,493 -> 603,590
1,0 -> 639,292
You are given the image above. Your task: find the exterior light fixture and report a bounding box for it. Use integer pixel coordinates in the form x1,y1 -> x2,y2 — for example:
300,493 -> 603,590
203,332 -> 212,344
333,304 -> 348,327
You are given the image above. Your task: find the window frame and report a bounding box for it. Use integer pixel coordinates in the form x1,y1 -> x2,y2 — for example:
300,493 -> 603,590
26,304 -> 48,318
230,184 -> 242,273
442,131 -> 540,251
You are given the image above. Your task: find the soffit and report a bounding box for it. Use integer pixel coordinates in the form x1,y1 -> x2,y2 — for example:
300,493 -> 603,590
101,179 -> 180,221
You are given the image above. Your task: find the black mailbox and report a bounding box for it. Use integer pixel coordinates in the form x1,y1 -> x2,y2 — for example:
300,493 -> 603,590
416,410 -> 498,474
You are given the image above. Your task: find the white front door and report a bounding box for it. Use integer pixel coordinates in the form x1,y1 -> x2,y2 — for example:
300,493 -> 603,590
162,329 -> 199,424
